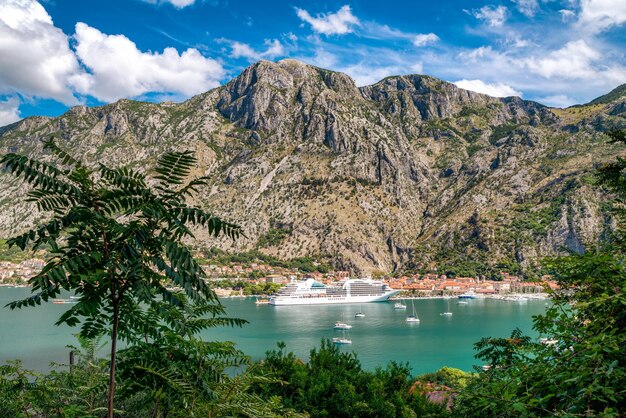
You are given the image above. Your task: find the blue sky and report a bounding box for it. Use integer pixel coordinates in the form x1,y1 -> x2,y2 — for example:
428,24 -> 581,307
0,0 -> 625,126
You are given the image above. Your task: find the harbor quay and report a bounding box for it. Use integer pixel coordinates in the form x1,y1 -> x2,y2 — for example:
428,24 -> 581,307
0,258 -> 557,298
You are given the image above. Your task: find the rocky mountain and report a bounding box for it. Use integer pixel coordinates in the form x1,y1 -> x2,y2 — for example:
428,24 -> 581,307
1,59 -> 625,276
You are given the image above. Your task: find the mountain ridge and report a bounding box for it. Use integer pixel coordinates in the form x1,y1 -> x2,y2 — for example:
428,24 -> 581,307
1,59 -> 625,276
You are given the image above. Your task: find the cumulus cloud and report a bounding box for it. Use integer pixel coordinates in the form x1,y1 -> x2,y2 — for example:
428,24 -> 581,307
522,40 -> 600,79
295,5 -> 360,35
413,33 -> 439,47
0,0 -> 80,104
70,23 -> 225,102
230,39 -> 285,61
454,79 -> 521,97
577,0 -> 626,32
512,0 -> 538,17
142,0 -> 196,8
471,5 -> 509,27
0,96 -> 21,127
0,0 -> 227,107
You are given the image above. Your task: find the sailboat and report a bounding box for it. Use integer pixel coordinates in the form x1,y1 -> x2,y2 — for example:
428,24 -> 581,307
393,301 -> 407,309
332,329 -> 352,344
355,305 -> 365,318
406,299 -> 420,323
334,312 -> 353,329
440,298 -> 453,316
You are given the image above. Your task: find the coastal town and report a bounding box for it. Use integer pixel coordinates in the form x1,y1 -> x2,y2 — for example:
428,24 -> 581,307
0,258 -> 557,298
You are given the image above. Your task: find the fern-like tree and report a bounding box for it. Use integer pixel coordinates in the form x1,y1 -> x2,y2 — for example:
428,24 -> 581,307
1,139 -> 240,418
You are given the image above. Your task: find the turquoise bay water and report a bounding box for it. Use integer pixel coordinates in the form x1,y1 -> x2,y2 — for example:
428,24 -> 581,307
0,287 -> 546,374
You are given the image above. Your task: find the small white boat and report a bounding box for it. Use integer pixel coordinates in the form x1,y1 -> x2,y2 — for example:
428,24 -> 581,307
406,300 -> 420,323
255,299 -> 270,305
334,321 -> 352,330
331,336 -> 352,344
441,299 -> 453,316
504,295 -> 529,302
457,301 -> 469,305
354,312 -> 365,318
332,329 -> 352,344
394,302 -> 407,309
52,298 -> 77,304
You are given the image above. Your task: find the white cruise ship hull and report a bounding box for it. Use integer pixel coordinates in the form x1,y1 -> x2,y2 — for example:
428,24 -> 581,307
269,291 -> 400,306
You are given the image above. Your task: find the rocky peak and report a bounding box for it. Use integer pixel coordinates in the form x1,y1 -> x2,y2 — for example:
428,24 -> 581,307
215,59 -> 556,145
215,60 -> 364,145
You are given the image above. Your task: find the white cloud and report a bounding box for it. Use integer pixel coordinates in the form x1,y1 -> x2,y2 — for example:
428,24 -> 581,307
305,48 -> 340,69
263,39 -> 285,58
448,39 -> 626,105
229,42 -> 258,60
577,0 -> 626,32
472,5 -> 509,27
0,0 -> 80,104
458,46 -> 495,62
230,39 -> 285,61
522,39 -> 600,79
359,21 -> 413,40
506,35 -> 532,48
512,0 -> 538,17
0,0 -> 226,106
454,79 -> 522,97
535,94 -> 576,107
70,23 -> 225,102
339,63 -> 419,86
295,5 -> 360,35
559,9 -> 576,22
0,96 -> 21,127
413,33 -> 439,47
410,62 -> 424,74
142,0 -> 196,9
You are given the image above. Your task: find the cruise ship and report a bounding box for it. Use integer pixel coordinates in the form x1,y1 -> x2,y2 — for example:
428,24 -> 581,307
268,278 -> 400,306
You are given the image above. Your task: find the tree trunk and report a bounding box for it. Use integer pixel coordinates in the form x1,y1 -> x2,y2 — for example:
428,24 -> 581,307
107,301 -> 120,418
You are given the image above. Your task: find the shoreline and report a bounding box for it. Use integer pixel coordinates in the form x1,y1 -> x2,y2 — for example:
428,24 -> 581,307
0,285 -> 550,301
391,293 -> 550,301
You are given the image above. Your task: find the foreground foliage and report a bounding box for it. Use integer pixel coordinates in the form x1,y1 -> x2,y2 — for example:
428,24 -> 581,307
454,131 -> 626,417
1,139 -> 241,417
251,340 -> 453,417
0,332 -> 301,418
